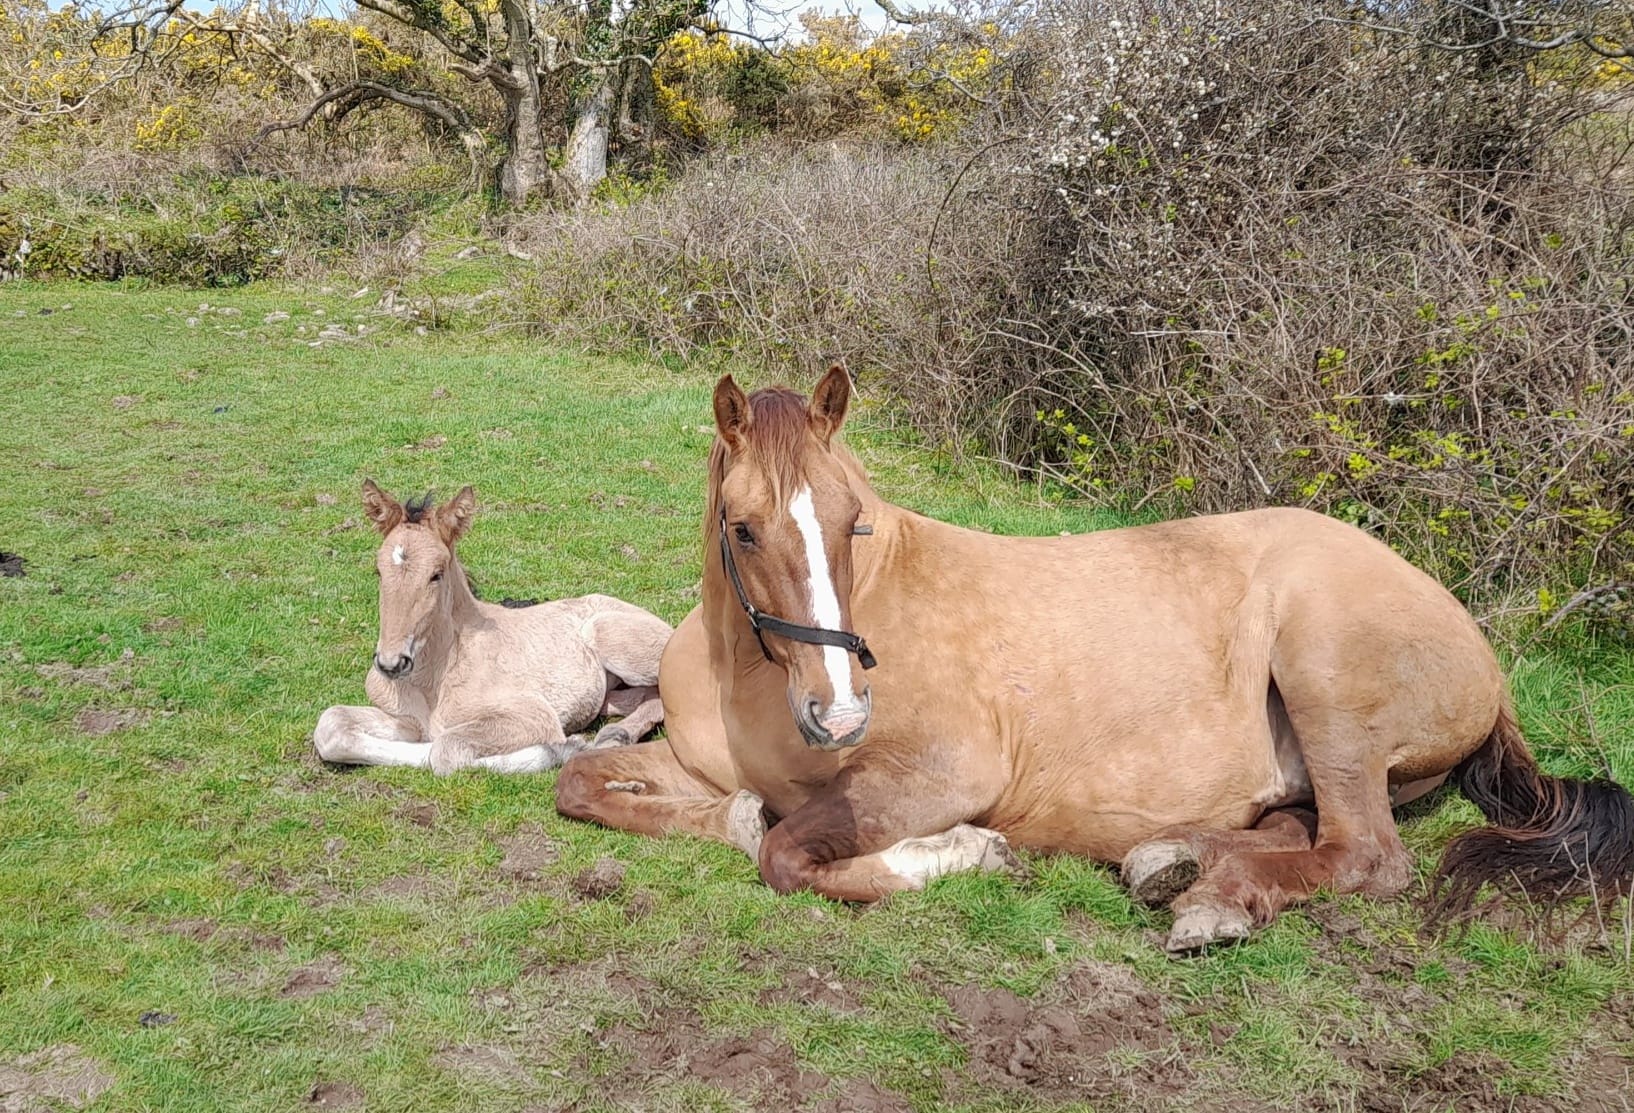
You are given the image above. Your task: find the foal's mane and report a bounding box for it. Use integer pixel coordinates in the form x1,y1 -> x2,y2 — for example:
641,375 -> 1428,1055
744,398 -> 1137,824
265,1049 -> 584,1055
705,387 -> 865,539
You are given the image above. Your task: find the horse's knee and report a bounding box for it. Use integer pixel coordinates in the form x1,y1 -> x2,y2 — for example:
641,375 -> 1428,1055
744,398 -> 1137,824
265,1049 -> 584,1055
758,824 -> 816,896
313,707 -> 354,763
555,753 -> 602,820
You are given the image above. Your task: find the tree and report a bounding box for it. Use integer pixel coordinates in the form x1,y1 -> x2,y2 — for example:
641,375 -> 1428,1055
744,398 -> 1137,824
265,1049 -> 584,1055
253,0 -> 709,205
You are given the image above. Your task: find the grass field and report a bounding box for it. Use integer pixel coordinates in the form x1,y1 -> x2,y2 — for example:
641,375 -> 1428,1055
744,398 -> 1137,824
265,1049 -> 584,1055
2,278 -> 1632,1112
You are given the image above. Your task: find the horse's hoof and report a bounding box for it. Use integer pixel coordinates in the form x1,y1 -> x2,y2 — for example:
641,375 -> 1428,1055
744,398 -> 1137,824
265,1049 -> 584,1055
1165,902 -> 1252,955
979,831 -> 1030,880
727,790 -> 768,859
1122,840 -> 1199,908
591,724 -> 634,750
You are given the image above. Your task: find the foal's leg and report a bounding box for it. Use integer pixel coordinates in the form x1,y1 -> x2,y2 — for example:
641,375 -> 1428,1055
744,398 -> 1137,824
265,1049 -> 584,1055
757,762 -> 1021,902
589,683 -> 664,749
429,705 -> 585,775
314,706 -> 429,767
556,741 -> 766,857
580,608 -> 671,749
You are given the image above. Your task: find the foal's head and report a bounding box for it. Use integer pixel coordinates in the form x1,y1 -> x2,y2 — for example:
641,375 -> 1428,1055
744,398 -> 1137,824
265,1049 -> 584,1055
711,367 -> 873,750
360,480 -> 476,680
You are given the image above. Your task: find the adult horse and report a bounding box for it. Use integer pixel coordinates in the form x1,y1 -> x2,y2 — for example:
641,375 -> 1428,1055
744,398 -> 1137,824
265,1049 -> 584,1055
314,482 -> 672,774
557,369 -> 1634,951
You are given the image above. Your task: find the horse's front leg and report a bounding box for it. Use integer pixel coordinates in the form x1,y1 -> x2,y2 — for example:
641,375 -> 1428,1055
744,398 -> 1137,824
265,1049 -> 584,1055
757,761 -> 1021,902
429,704 -> 583,774
314,706 -> 429,767
556,740 -> 766,857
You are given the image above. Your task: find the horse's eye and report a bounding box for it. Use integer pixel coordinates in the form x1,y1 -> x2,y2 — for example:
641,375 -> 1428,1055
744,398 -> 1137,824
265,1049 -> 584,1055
734,523 -> 755,547
430,571 -> 443,584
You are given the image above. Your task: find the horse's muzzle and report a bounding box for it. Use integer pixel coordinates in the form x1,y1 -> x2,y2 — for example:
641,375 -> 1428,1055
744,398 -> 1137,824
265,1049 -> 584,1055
374,652 -> 413,679
796,693 -> 870,751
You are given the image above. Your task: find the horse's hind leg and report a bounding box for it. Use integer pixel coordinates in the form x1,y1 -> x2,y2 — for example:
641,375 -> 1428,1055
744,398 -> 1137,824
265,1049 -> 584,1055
1123,808 -> 1317,909
590,682 -> 663,749
1156,714 -> 1419,953
314,706 -> 429,767
556,740 -> 766,857
581,608 -> 671,748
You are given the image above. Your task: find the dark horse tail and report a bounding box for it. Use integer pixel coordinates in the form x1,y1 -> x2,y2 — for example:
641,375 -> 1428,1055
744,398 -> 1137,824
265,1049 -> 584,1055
1433,703 -> 1634,919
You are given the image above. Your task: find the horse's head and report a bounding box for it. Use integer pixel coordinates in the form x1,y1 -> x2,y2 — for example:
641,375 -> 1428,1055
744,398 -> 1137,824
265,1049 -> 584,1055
710,366 -> 874,751
360,480 -> 475,681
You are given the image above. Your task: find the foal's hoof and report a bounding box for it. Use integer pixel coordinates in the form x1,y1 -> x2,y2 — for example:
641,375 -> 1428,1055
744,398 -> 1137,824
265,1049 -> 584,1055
591,724 -> 634,750
1121,840 -> 1199,908
727,790 -> 768,859
1165,902 -> 1253,955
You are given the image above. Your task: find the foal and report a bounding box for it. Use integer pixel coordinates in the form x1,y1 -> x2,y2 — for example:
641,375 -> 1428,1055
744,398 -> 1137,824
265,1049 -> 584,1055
314,482 -> 672,774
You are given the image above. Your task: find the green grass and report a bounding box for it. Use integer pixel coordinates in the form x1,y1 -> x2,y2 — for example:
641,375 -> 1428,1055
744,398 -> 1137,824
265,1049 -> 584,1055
2,280 -> 1631,1112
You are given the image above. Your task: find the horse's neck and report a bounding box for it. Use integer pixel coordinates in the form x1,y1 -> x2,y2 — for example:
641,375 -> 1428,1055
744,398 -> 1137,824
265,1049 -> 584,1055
408,556 -> 485,689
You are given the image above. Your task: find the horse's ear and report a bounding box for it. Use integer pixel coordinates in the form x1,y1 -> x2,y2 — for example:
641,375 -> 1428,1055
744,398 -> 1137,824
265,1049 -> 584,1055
361,478 -> 403,535
435,486 -> 476,546
809,364 -> 851,445
713,375 -> 752,453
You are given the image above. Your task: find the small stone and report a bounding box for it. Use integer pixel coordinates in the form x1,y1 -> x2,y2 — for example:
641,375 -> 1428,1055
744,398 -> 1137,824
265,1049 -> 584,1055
138,1011 -> 177,1028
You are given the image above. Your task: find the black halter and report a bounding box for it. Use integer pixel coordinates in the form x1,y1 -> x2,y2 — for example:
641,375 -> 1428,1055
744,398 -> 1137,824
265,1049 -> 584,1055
717,506 -> 878,670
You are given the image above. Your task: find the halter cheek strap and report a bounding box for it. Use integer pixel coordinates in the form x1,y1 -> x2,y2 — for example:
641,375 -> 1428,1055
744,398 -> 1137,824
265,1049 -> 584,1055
718,507 -> 878,670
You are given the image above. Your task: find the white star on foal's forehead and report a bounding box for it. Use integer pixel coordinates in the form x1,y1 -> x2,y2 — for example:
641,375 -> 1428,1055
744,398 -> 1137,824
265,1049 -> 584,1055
392,545 -> 406,566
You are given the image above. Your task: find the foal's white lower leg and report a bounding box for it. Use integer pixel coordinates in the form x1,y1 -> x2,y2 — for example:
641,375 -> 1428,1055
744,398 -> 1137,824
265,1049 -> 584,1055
314,706 -> 429,767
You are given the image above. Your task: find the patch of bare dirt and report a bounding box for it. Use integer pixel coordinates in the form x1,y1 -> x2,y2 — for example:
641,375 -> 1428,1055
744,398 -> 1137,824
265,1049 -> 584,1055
941,959 -> 1188,1104
393,800 -> 438,828
306,1081 -> 364,1108
807,1078 -> 913,1113
74,708 -> 147,736
346,1006 -> 393,1045
493,825 -> 559,885
590,1019 -> 826,1106
142,616 -> 182,633
281,955 -> 345,999
430,1045 -> 533,1088
37,650 -> 136,691
0,1044 -> 115,1112
569,857 -> 625,900
759,967 -> 860,1014
374,874 -> 443,902
0,552 -> 24,578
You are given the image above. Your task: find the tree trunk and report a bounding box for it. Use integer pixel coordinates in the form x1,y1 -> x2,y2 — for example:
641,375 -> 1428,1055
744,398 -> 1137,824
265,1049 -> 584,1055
559,74 -> 614,204
500,73 -> 555,206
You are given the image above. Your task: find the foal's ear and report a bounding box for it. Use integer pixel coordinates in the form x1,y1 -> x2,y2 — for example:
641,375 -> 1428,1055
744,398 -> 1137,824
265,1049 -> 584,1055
713,374 -> 752,453
435,485 -> 477,546
809,364 -> 852,445
361,478 -> 404,535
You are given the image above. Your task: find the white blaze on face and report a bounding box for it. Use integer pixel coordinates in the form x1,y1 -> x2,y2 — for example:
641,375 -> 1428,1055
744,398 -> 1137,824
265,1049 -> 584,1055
788,486 -> 855,706
392,545 -> 405,566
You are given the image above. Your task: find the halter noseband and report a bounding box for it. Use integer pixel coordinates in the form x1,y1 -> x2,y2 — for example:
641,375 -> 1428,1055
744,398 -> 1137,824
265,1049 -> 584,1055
717,506 -> 878,670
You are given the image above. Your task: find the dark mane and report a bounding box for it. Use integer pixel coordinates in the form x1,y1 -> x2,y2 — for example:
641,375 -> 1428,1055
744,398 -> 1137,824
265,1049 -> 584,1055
403,491 -> 436,524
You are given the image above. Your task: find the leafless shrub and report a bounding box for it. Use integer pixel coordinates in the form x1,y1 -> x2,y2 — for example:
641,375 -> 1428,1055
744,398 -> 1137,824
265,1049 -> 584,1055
508,134 -> 1044,402
512,0 -> 1634,624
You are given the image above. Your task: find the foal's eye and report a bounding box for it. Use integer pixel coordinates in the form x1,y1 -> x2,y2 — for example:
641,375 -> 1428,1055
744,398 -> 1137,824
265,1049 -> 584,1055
429,571 -> 443,584
734,523 -> 755,547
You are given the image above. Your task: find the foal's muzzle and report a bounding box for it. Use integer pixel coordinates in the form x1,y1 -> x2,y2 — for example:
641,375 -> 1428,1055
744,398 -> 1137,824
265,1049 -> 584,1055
795,689 -> 871,751
374,652 -> 413,680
